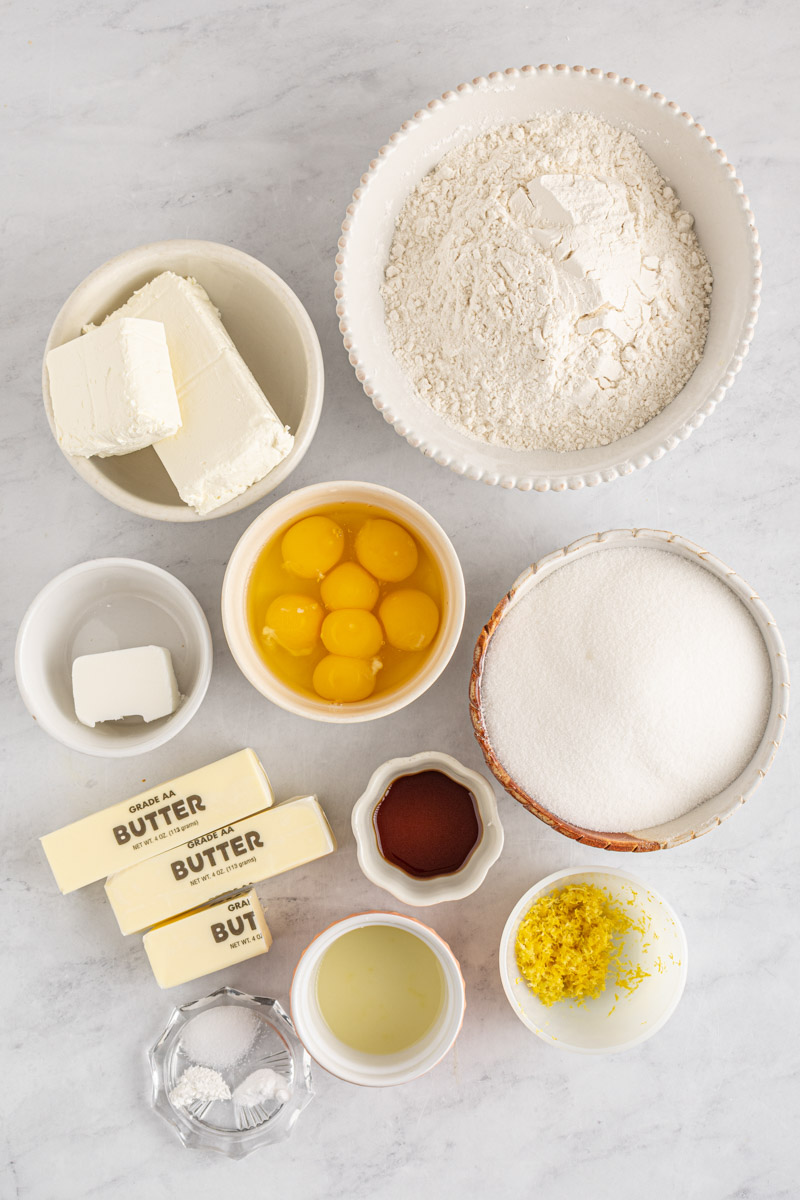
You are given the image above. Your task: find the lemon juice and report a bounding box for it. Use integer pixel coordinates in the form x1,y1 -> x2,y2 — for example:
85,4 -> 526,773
315,925 -> 445,1055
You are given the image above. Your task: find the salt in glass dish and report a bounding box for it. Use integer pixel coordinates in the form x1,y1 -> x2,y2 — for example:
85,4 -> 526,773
149,986 -> 313,1157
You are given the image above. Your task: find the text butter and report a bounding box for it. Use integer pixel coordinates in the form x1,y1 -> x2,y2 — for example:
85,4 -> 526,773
105,795 -> 336,934
143,889 -> 272,988
41,749 -> 274,894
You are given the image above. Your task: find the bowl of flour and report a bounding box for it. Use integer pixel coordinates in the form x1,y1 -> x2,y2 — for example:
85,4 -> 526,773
469,529 -> 788,850
336,66 -> 760,490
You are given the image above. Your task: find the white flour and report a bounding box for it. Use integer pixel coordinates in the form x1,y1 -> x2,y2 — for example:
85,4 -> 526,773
382,113 -> 712,452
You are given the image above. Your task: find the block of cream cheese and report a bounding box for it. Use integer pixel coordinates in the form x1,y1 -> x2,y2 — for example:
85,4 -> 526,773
105,795 -> 336,934
46,317 -> 182,457
41,748 -> 274,894
100,272 -> 294,514
143,889 -> 272,988
72,645 -> 180,727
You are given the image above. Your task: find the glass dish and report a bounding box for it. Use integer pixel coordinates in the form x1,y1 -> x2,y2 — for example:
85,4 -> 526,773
149,986 -> 313,1157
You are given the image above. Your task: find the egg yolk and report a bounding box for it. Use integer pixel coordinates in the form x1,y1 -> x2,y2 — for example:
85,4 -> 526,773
355,519 -> 418,582
320,562 -> 379,611
321,609 -> 384,658
282,516 -> 344,580
263,594 -> 324,656
379,589 -> 440,651
313,655 -> 379,702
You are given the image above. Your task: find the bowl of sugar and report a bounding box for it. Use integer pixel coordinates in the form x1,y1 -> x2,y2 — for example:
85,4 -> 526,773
470,529 -> 788,850
336,65 -> 760,491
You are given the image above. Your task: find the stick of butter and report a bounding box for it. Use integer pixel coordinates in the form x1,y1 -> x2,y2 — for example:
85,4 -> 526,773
41,748 -> 274,894
143,889 -> 272,989
105,795 -> 336,935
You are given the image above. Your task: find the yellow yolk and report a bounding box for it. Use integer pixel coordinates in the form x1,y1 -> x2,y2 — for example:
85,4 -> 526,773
313,655 -> 379,702
263,594 -> 324,656
282,516 -> 344,580
321,609 -> 384,658
355,519 -> 418,582
379,589 -> 439,651
320,562 -> 379,611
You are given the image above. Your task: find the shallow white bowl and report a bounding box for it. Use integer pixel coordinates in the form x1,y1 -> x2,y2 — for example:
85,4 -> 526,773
44,239 -> 324,521
221,481 -> 466,724
351,751 -> 504,905
15,558 -> 212,757
499,867 -> 688,1053
336,65 -> 760,491
291,911 -> 466,1086
470,529 -> 789,850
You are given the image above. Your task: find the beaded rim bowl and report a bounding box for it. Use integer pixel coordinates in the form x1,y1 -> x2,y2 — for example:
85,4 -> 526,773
335,65 -> 761,492
469,529 -> 789,850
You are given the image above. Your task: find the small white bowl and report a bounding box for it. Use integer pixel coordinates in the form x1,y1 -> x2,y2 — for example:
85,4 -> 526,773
351,751 -> 504,905
336,65 -> 760,491
15,558 -> 212,757
43,239 -> 324,521
291,911 -> 466,1086
471,528 -> 789,851
221,481 -> 466,724
499,867 -> 688,1054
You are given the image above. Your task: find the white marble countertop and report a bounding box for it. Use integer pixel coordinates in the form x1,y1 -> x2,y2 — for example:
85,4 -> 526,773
3,2 -> 798,1197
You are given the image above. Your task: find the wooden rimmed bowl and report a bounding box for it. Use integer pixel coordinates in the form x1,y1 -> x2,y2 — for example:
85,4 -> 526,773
469,529 -> 789,851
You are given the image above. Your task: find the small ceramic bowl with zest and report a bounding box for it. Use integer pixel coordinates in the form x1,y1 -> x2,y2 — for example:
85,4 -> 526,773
351,751 -> 504,905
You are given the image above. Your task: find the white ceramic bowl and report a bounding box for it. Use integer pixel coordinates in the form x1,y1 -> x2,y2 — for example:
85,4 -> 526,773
291,911 -> 466,1086
499,867 -> 688,1053
221,481 -> 466,723
336,64 -> 760,491
15,558 -> 212,757
351,751 -> 504,905
470,528 -> 789,850
44,239 -> 324,521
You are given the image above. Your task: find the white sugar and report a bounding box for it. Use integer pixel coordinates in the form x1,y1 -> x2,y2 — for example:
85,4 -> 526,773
179,1005 -> 260,1071
481,547 -> 771,832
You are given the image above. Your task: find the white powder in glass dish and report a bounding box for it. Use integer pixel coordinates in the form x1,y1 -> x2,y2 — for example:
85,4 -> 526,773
179,1005 -> 260,1071
169,1065 -> 231,1108
480,548 -> 771,832
382,112 -> 712,452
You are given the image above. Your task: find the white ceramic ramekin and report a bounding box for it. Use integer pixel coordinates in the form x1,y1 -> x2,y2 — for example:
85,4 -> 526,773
470,529 -> 789,850
15,558 -> 212,757
290,911 -> 466,1087
351,751 -> 504,905
221,481 -> 466,723
44,239 -> 324,521
499,868 -> 688,1054
336,65 -> 760,492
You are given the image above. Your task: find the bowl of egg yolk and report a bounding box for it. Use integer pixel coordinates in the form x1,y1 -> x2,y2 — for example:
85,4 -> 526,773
221,481 -> 466,722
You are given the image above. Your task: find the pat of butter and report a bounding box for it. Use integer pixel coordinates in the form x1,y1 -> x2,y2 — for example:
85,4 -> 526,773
41,748 -> 274,894
143,889 -> 272,988
72,645 -> 180,727
105,795 -> 336,935
47,317 -> 182,458
100,272 -> 294,515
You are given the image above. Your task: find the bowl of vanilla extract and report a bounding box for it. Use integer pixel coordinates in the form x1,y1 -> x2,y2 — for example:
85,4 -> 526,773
351,750 -> 504,905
